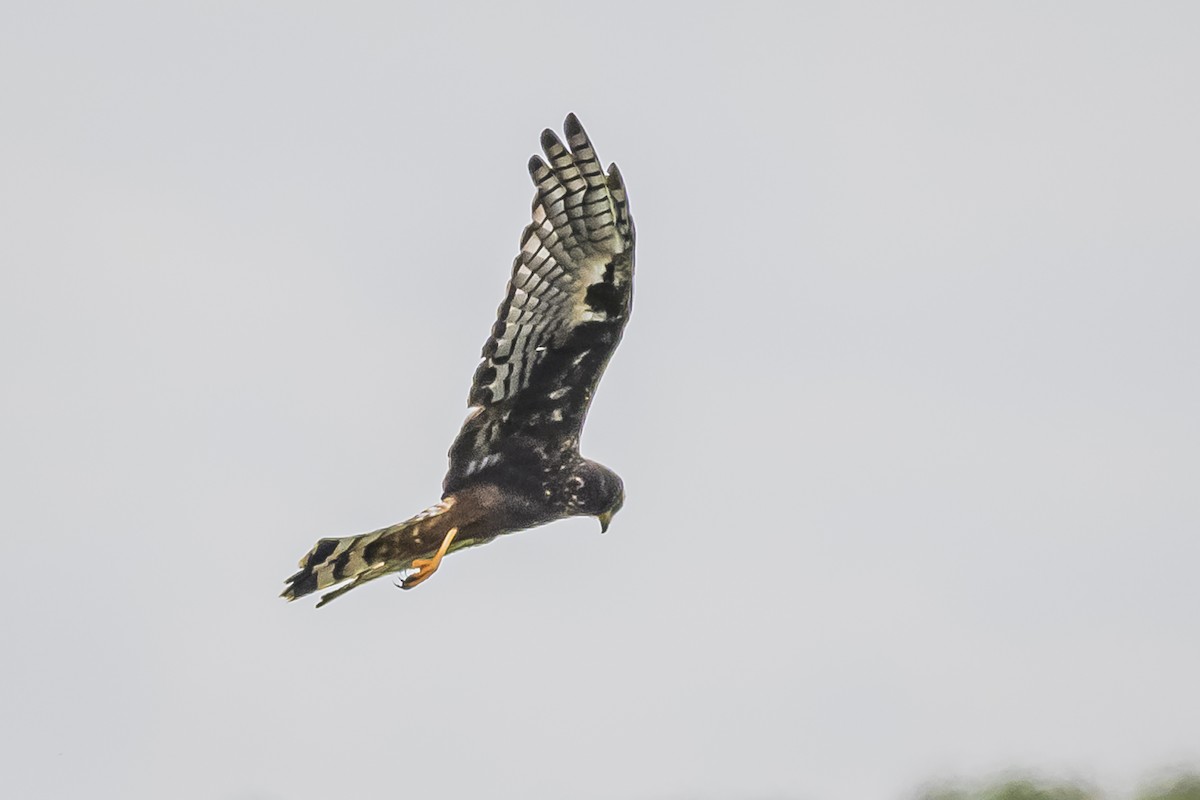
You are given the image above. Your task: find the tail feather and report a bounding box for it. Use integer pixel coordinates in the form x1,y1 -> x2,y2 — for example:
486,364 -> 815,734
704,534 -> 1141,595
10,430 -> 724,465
281,499 -> 455,606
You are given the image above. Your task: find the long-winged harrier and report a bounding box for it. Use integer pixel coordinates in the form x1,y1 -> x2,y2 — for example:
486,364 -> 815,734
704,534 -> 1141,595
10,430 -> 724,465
282,114 -> 634,606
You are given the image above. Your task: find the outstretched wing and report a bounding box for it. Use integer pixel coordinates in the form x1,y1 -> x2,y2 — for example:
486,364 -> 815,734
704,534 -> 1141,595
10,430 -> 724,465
444,114 -> 635,495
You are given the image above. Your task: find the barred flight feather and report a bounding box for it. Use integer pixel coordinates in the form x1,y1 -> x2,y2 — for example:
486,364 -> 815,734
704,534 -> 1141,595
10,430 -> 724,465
444,114 -> 634,494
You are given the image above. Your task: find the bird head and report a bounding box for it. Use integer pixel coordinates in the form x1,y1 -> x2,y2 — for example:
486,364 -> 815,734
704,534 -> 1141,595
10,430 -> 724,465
596,486 -> 624,533
568,459 -> 625,533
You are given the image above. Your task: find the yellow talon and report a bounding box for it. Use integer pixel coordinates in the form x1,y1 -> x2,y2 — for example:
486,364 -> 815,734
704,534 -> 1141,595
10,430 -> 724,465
402,527 -> 458,589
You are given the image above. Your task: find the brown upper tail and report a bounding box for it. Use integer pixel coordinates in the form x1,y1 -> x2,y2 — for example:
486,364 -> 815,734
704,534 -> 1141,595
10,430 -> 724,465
281,499 -> 455,607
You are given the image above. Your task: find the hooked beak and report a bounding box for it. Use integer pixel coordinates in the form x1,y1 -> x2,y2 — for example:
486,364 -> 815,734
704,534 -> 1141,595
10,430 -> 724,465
597,509 -> 616,534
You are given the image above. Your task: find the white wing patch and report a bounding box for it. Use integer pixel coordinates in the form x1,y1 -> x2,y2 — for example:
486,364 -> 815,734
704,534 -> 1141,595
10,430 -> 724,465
463,452 -> 503,477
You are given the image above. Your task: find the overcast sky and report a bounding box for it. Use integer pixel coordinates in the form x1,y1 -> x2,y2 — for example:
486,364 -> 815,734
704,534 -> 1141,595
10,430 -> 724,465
2,3 -> 1198,799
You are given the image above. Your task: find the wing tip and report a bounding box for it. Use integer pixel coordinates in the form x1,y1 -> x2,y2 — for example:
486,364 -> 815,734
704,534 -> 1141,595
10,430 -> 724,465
564,113 -> 597,158
607,162 -> 626,194
540,127 -> 563,152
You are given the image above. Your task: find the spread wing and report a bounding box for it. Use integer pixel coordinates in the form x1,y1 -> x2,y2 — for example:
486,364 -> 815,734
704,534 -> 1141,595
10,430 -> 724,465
443,114 -> 635,495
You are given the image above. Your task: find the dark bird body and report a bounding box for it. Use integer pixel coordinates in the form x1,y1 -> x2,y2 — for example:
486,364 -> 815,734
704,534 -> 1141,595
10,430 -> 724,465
283,114 -> 634,606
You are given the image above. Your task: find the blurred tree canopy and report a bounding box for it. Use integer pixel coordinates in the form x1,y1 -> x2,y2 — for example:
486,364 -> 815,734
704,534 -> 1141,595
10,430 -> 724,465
917,773 -> 1200,800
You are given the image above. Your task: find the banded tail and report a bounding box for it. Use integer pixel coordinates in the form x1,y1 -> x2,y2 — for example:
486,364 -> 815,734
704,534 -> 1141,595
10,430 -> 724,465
282,499 -> 456,607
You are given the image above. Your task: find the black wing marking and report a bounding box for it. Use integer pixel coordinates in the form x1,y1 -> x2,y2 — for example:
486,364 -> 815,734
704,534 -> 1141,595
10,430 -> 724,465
444,114 -> 635,494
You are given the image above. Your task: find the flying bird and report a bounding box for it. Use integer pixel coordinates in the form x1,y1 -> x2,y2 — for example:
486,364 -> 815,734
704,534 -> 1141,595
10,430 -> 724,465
282,114 -> 635,606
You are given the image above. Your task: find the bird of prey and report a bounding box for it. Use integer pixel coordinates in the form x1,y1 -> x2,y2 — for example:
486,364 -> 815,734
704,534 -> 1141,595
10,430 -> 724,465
282,114 -> 635,607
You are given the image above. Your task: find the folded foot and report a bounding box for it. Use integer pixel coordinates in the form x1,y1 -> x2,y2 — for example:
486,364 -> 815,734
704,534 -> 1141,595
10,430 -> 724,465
401,526 -> 458,589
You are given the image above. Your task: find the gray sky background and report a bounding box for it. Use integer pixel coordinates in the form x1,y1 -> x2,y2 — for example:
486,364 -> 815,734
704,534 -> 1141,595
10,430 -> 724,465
2,3 -> 1198,799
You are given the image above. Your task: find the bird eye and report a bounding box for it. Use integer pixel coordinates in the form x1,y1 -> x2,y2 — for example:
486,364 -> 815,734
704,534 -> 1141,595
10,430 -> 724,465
568,476 -> 585,490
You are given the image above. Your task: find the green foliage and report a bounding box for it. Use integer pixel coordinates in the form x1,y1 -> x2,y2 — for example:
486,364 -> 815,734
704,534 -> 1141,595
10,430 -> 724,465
978,780 -> 1095,800
920,777 -> 1096,800
1139,775 -> 1200,800
919,773 -> 1200,800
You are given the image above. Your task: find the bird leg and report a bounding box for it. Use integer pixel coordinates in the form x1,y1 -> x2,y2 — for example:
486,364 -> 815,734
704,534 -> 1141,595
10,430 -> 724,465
401,526 -> 458,590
